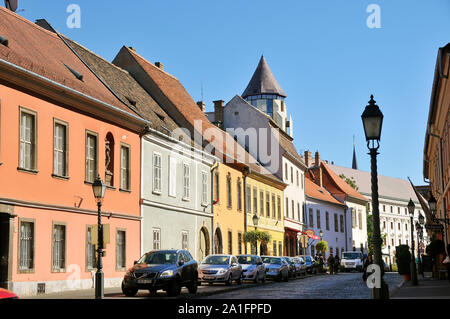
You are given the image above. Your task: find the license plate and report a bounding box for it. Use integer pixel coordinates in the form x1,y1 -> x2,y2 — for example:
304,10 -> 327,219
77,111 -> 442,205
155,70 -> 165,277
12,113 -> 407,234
203,276 -> 214,280
137,279 -> 153,284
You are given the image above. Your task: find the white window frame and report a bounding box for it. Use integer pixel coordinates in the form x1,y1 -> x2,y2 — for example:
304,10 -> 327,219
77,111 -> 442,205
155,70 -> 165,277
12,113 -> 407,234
201,171 -> 208,205
182,163 -> 190,200
152,152 -> 162,194
168,156 -> 177,197
120,144 -> 131,191
152,228 -> 161,250
53,119 -> 68,178
19,108 -> 37,171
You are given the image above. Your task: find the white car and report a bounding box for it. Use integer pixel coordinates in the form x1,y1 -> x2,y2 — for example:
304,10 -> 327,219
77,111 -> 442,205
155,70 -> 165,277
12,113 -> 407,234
340,252 -> 364,272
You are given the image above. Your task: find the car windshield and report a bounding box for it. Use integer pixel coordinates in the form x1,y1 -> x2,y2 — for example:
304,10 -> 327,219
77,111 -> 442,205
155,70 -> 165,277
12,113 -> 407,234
262,257 -> 281,264
237,256 -> 257,264
343,253 -> 361,260
202,255 -> 230,265
138,251 -> 177,264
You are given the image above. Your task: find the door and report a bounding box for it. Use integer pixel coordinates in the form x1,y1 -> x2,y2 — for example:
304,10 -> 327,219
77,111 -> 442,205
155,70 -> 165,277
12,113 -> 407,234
0,214 -> 10,289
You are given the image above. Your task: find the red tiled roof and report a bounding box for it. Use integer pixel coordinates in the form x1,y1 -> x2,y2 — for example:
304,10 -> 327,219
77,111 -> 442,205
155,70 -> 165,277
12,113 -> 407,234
0,8 -> 137,116
120,47 -> 282,182
321,163 -> 368,202
305,178 -> 344,206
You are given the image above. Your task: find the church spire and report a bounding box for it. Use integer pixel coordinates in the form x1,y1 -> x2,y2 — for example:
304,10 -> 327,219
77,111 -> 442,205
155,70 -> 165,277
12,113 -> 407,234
352,135 -> 358,170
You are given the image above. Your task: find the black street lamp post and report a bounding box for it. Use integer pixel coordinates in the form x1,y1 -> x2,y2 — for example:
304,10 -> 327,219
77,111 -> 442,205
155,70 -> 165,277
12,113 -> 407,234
252,213 -> 259,255
92,175 -> 106,299
388,245 -> 392,272
407,199 -> 418,286
415,219 -> 424,277
361,95 -> 389,299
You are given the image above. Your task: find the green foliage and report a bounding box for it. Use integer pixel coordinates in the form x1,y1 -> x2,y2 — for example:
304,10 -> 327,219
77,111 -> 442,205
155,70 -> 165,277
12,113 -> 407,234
339,174 -> 359,191
315,240 -> 328,253
243,230 -> 271,245
426,239 -> 445,257
395,245 -> 411,275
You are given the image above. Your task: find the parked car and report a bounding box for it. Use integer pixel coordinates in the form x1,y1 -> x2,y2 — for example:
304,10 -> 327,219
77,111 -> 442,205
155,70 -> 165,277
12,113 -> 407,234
261,256 -> 289,282
340,251 -> 364,272
282,257 -> 297,278
0,288 -> 18,299
291,257 -> 307,276
297,255 -> 316,274
237,255 -> 266,283
198,254 -> 243,286
121,249 -> 198,297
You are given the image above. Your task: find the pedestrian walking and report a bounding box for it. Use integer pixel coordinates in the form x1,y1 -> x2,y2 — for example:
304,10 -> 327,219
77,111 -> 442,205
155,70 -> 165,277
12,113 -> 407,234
327,253 -> 335,275
334,254 -> 340,273
362,255 -> 373,282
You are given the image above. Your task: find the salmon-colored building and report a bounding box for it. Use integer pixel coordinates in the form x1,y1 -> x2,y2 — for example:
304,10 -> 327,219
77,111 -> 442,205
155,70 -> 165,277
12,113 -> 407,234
0,8 -> 147,296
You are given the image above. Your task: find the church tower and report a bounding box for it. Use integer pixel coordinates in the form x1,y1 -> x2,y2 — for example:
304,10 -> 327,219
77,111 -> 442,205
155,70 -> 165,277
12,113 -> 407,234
352,136 -> 358,170
242,55 -> 292,136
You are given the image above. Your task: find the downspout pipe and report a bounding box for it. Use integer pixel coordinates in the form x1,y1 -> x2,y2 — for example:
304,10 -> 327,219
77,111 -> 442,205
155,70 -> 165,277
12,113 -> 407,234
211,161 -> 219,255
242,166 -> 250,254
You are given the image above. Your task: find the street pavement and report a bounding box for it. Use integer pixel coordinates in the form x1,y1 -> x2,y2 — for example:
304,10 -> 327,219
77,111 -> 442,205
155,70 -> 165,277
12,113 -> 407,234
22,272 -> 404,299
391,277 -> 450,299
202,272 -> 404,299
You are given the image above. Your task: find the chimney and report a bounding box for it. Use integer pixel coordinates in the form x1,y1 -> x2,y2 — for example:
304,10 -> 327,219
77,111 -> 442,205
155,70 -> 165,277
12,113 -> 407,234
128,47 -> 136,52
304,150 -> 312,167
315,151 -> 321,166
155,62 -> 164,70
196,101 -> 205,112
35,19 -> 57,33
213,100 -> 225,128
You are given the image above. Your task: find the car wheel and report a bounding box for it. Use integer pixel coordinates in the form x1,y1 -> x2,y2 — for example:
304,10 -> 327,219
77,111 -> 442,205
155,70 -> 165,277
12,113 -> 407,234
284,271 -> 289,282
261,274 -> 266,283
187,275 -> 198,294
148,288 -> 157,296
166,280 -> 181,297
121,282 -> 137,297
225,274 -> 233,286
236,273 -> 243,285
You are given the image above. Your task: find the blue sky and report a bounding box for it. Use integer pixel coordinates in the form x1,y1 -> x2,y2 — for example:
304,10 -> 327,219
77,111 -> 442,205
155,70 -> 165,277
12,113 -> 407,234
17,0 -> 450,184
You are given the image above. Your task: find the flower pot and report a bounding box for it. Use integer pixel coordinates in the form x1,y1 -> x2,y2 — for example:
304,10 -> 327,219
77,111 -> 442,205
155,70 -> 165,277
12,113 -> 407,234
403,274 -> 411,282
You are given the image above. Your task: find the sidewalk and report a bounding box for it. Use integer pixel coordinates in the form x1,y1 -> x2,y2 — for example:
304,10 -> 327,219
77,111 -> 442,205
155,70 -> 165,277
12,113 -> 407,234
391,277 -> 450,299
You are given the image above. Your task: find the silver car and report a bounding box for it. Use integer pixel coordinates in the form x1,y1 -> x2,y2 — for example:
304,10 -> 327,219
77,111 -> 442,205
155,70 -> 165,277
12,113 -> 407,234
292,257 -> 307,276
237,255 -> 266,283
198,254 -> 242,286
261,256 -> 289,282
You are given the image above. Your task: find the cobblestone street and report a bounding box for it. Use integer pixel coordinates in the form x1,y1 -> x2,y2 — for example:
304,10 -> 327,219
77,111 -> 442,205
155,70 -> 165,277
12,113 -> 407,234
201,272 -> 404,299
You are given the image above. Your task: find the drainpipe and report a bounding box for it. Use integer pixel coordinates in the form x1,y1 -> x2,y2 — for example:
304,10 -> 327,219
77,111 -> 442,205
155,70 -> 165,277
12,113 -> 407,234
211,161 -> 219,255
344,205 -> 348,251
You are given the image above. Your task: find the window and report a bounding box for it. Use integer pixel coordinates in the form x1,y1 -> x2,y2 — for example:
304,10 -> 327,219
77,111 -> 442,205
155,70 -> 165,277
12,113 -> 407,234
266,193 -> 271,218
273,242 -> 277,256
253,187 -> 258,215
284,163 -> 288,181
383,205 -> 386,212
52,224 -> 66,271
358,211 -> 362,230
272,194 -> 276,219
228,231 -> 232,255
383,220 -> 386,229
53,121 -> 68,177
260,191 -> 264,216
316,210 -> 321,229
398,223 -> 401,230
19,109 -> 37,171
237,178 -> 242,211
226,173 -> 232,208
405,223 -> 408,231
286,197 -> 289,217
340,215 -> 344,233
183,164 -> 190,200
290,166 -> 293,183
390,206 -> 393,213
201,171 -> 208,205
398,207 -> 400,214
85,132 -> 98,183
296,170 -> 299,186
152,228 -> 161,250
291,200 -> 294,219
238,233 -> 242,255
352,209 -> 356,229
116,230 -> 126,270
169,157 -> 177,197
182,231 -> 188,250
19,220 -> 34,272
278,242 -> 282,257
214,172 -> 219,202
326,212 -> 330,230
297,203 -> 301,221
309,208 -> 314,227
86,226 -> 96,270
120,145 -> 130,190
277,196 -> 281,220
391,222 -> 393,230
334,214 -> 338,232
246,186 -> 251,213
301,173 -> 304,189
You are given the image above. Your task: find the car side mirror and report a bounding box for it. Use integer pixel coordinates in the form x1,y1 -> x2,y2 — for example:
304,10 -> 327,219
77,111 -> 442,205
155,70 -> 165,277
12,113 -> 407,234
178,259 -> 185,266
133,260 -> 138,265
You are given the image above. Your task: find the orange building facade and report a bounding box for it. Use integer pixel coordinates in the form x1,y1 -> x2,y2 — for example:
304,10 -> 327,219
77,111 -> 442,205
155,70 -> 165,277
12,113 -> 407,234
0,8 -> 147,296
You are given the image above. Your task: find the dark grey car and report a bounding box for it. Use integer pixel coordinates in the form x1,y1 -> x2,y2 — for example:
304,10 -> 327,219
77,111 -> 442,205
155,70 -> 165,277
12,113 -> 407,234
261,256 -> 289,282
237,255 -> 266,283
198,255 -> 243,286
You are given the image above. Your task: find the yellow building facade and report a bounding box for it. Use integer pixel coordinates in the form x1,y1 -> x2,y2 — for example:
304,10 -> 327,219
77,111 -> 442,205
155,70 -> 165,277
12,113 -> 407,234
211,163 -> 246,256
245,173 -> 286,256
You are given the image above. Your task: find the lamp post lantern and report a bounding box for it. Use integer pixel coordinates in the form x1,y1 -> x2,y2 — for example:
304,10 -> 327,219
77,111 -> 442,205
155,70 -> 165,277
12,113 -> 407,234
252,213 -> 259,255
92,174 -> 106,299
407,199 -> 418,286
319,229 -> 323,240
361,94 -> 389,299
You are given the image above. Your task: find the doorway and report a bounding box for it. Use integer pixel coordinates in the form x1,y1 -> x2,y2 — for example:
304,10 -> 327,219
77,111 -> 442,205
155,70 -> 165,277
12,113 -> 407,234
0,214 -> 10,289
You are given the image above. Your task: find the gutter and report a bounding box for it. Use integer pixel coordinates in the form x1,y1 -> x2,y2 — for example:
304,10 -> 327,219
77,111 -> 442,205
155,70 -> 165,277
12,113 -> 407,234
211,161 -> 219,255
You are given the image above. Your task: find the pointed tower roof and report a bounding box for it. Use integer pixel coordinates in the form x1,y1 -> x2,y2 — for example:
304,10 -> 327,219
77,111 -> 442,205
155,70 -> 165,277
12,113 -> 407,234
352,136 -> 358,170
242,55 -> 286,99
